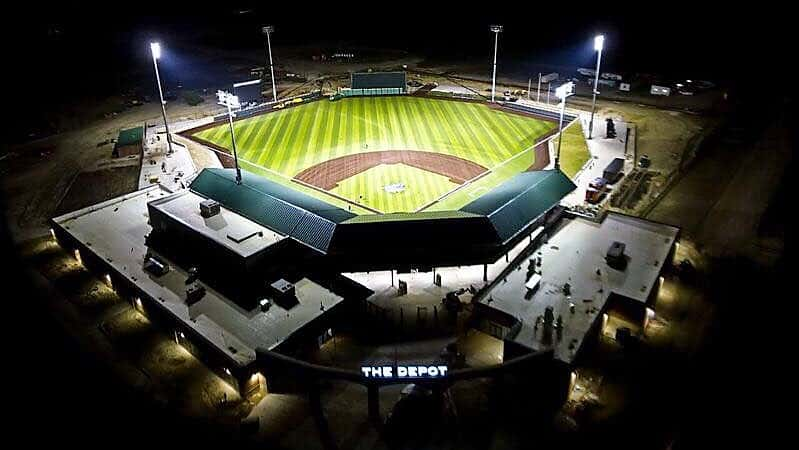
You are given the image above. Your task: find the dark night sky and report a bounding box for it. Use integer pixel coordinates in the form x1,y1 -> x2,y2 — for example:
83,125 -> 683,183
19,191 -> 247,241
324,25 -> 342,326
8,2 -> 786,91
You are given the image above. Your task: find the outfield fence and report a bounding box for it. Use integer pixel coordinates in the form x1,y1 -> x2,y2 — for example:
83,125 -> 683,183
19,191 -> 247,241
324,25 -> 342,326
336,87 -> 405,98
213,90 -> 323,122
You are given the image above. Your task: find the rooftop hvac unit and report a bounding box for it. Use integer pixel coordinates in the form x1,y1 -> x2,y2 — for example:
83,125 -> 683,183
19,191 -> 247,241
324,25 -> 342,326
269,279 -> 295,298
186,283 -> 206,305
199,199 -> 221,218
143,256 -> 170,276
606,241 -> 628,270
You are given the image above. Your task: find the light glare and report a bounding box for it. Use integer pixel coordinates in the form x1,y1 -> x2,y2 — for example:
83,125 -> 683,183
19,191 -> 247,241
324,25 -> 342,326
555,82 -> 574,100
594,35 -> 605,51
150,42 -> 161,59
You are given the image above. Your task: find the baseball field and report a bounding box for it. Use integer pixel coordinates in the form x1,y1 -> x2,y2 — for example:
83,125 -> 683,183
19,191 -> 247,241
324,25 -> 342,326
188,96 -> 570,214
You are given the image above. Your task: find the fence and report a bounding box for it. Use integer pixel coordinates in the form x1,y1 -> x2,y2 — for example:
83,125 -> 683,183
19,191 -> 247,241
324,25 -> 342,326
212,90 -> 323,122
338,87 -> 404,98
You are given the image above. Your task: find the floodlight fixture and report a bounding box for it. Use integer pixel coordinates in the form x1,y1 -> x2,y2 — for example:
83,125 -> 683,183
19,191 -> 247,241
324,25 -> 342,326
490,24 -> 503,33
216,90 -> 241,109
555,81 -> 575,100
594,34 -> 605,51
150,42 -> 161,59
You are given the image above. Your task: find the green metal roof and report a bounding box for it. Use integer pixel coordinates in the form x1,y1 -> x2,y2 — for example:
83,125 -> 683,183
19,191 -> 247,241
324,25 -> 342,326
116,126 -> 143,147
461,170 -> 576,242
189,168 -> 355,252
188,168 -> 574,266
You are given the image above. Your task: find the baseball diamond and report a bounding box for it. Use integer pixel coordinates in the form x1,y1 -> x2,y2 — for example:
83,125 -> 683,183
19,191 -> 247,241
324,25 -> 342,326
186,96 -> 566,213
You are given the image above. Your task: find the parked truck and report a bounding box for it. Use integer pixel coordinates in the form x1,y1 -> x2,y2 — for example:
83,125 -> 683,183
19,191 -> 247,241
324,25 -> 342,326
603,158 -> 625,184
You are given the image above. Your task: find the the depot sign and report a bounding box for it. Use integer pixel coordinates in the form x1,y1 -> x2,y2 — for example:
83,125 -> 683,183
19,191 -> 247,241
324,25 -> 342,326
361,365 -> 448,379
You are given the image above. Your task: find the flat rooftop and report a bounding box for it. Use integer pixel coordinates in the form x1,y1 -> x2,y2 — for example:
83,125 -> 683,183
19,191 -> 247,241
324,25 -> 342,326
479,213 -> 679,363
149,189 -> 285,258
53,186 -> 344,367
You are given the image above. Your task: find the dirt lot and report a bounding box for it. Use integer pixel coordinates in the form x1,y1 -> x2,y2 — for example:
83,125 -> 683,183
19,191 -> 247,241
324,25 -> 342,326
1,99 -> 220,242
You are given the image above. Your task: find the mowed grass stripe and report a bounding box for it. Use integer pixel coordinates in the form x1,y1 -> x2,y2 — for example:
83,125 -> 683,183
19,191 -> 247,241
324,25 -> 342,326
256,109 -> 292,166
478,106 -> 525,159
438,100 -> 489,167
428,100 -> 469,157
482,106 -> 528,161
393,97 -> 415,149
399,98 -> 424,150
417,98 -> 449,152
320,102 -> 338,169
249,112 -> 282,161
370,97 -> 384,149
335,98 -> 351,158
455,102 -> 504,164
237,116 -> 269,160
379,97 -> 394,148
500,110 -> 553,148
267,107 -> 304,172
347,98 -> 359,153
487,108 -> 531,149
327,101 -> 343,165
289,104 -> 319,174
298,101 -> 326,173
469,105 -> 516,161
406,98 -> 433,151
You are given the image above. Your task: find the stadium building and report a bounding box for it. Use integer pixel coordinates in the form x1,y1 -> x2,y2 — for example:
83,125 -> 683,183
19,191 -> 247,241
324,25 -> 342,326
50,71 -> 678,416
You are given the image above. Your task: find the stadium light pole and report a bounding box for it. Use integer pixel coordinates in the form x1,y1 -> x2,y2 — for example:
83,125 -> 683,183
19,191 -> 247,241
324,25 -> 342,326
537,73 -> 542,102
555,82 -> 575,170
217,90 -> 243,184
262,26 -> 278,102
150,42 -> 174,155
490,25 -> 503,102
588,34 -> 604,140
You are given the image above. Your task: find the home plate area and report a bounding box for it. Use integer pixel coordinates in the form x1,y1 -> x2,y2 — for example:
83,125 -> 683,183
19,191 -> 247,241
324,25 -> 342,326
330,163 -> 458,214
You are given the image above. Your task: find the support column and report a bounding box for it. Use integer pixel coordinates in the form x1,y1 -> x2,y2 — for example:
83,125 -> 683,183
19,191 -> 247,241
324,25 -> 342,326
368,384 -> 380,423
483,264 -> 488,282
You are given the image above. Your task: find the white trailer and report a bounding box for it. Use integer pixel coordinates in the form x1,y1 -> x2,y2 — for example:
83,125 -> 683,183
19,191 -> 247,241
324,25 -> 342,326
601,72 -> 623,81
650,85 -> 671,96
540,72 -> 559,83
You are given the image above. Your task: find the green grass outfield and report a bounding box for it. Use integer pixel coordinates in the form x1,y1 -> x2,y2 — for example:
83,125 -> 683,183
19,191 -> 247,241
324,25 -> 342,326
191,96 -> 561,213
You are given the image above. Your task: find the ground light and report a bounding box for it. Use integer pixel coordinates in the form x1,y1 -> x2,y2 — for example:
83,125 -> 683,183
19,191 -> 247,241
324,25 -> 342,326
489,25 -> 503,102
554,81 -> 575,169
261,26 -> 278,102
216,90 -> 243,183
588,34 -> 605,140
150,42 -> 174,154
